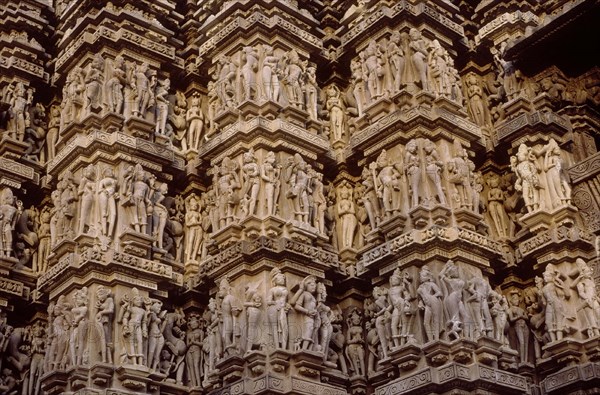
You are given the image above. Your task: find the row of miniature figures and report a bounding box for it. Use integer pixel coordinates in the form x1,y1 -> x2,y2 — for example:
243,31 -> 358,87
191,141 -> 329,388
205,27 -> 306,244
1,257 -> 596,392
3,31 -> 599,165
0,136 -> 574,273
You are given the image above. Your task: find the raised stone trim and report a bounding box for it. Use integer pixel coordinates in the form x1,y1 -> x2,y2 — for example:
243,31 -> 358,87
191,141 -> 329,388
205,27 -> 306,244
568,151 -> 600,183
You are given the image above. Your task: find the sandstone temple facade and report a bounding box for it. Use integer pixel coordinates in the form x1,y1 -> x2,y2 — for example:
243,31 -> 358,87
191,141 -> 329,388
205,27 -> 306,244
1,0 -> 599,394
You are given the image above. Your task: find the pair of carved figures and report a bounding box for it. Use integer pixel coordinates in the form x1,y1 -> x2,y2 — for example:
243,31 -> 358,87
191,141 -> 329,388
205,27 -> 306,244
511,139 -> 572,214
213,46 -> 318,119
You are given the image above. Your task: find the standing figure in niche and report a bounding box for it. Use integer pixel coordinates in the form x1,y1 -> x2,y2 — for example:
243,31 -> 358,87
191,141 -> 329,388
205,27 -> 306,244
408,28 -> 429,91
46,105 -> 61,162
388,269 -> 406,348
185,313 -> 203,388
95,285 -> 114,364
326,85 -> 346,143
60,171 -> 78,239
427,40 -> 450,98
78,164 -> 96,235
316,283 -> 333,359
146,299 -> 166,371
365,319 -> 380,375
106,55 -> 126,114
130,165 -> 151,234
7,82 -> 29,140
542,138 -> 571,208
66,67 -> 85,125
285,154 -> 311,224
118,289 -> 147,365
266,268 -> 290,349
186,94 -> 204,152
305,66 -> 319,121
345,307 -> 366,377
493,42 -> 519,101
361,166 -> 381,230
466,75 -> 488,127
373,286 -> 391,359
511,144 -> 541,213
439,260 -> 472,339
261,45 -> 281,102
241,46 -> 259,101
423,139 -> 446,206
70,287 -> 89,366
417,265 -> 443,342
261,151 -> 281,216
243,283 -> 262,351
337,183 -> 357,250
291,275 -> 319,350
28,322 -> 45,395
404,139 -> 422,208
241,149 -> 260,218
184,195 -> 203,262
154,78 -> 170,137
489,290 -> 508,344
387,31 -> 405,93
447,142 -> 474,210
35,207 -> 51,273
216,157 -> 240,228
132,62 -> 154,118
570,259 -> 600,338
85,53 -> 104,113
283,49 -> 305,109
97,168 -> 118,240
375,150 -> 402,218
312,172 -> 327,235
486,174 -> 510,238
218,278 -> 242,356
151,182 -> 169,250
361,39 -> 385,100
507,290 -> 529,362
216,56 -> 237,109
465,276 -> 493,338
542,264 -> 574,342
0,189 -> 17,258
205,82 -> 219,139
350,59 -> 368,116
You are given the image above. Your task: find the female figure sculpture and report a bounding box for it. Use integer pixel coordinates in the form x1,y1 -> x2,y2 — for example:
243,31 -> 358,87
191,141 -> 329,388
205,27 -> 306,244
185,313 -> 203,388
95,286 -> 114,364
345,307 -> 366,377
97,168 -> 118,240
408,28 -> 429,91
261,45 -> 280,102
511,144 -> 541,213
404,139 -> 422,208
337,183 -> 357,250
184,195 -> 203,262
241,46 -> 259,101
261,151 -> 281,216
78,164 -> 96,235
266,268 -> 290,349
241,149 -> 260,217
542,264 -> 573,342
423,139 -> 447,206
106,55 -> 126,114
291,275 -> 319,350
417,265 -> 443,342
439,260 -> 471,339
186,94 -> 204,152
85,53 -> 104,113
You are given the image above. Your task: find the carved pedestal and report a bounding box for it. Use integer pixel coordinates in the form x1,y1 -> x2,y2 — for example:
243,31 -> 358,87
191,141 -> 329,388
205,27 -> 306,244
119,230 -> 154,258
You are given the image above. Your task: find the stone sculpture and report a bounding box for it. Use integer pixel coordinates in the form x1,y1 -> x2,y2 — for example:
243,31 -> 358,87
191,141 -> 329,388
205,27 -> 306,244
404,139 -> 422,208
325,85 -> 347,144
541,138 -> 572,208
507,290 -> 529,362
184,195 -> 203,262
465,276 -> 493,338
6,82 -> 31,141
439,260 -> 471,340
118,288 -> 148,365
216,56 -> 237,109
261,151 -> 281,217
374,149 -> 403,219
511,144 -> 541,213
95,286 -> 114,364
350,58 -> 368,116
407,28 -> 429,91
185,313 -> 203,388
186,93 -> 204,152
267,268 -> 290,349
78,164 -> 96,235
570,259 -> 600,338
163,309 -> 187,384
423,139 -> 446,206
128,164 -> 152,233
542,264 -> 575,342
0,188 -> 17,258
241,46 -> 259,101
46,104 -> 61,162
345,307 -> 366,377
105,55 -> 126,114
215,157 -> 241,229
85,53 -> 104,113
70,287 -> 90,365
372,286 -> 390,359
97,168 -> 118,241
154,78 -> 171,137
146,299 -> 166,371
337,182 -> 357,250
243,282 -> 262,351
261,45 -> 281,103
447,140 -> 475,210
282,49 -> 305,109
291,275 -> 319,350
417,265 -> 443,342
305,66 -> 319,121
285,154 -> 311,224
387,31 -> 404,93
131,62 -> 155,118
59,171 -> 78,240
218,278 -> 242,356
241,149 -> 260,218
